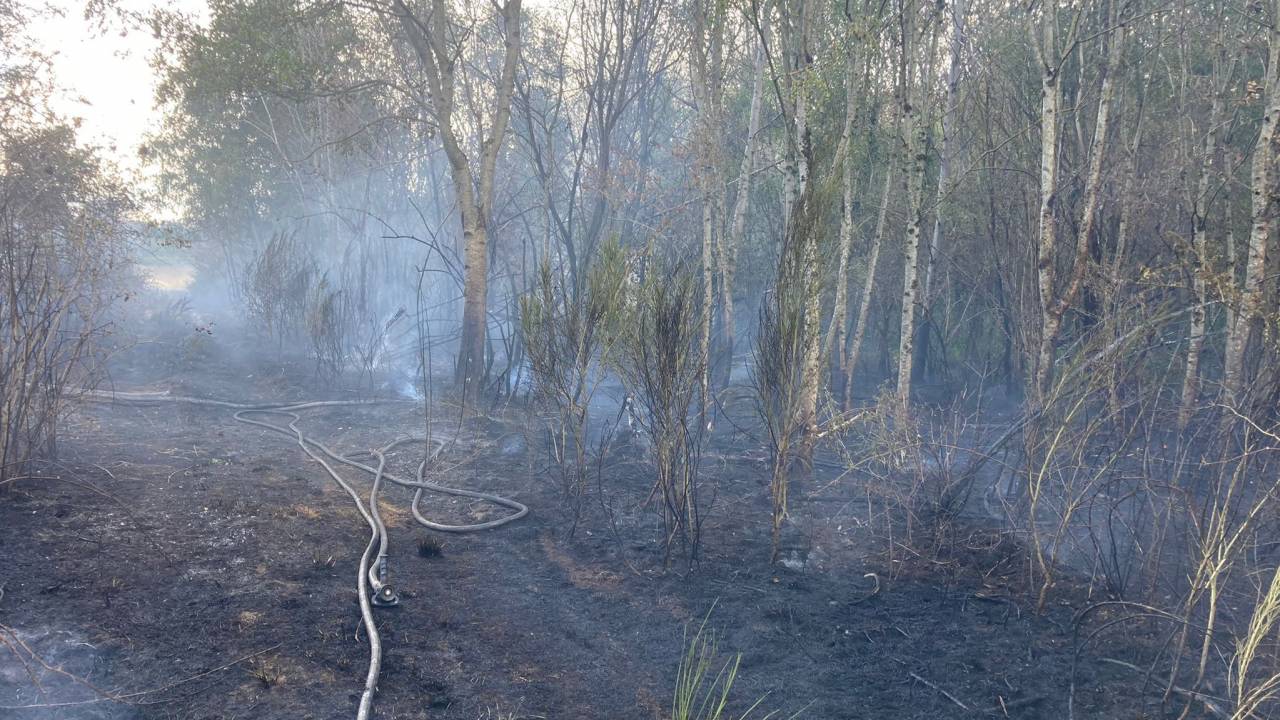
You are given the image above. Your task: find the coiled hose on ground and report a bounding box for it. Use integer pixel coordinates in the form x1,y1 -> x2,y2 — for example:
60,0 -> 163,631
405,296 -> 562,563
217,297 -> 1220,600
84,390 -> 528,719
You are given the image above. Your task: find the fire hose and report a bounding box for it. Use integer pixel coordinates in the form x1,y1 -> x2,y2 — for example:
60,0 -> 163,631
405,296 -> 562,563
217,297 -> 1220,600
85,390 -> 528,719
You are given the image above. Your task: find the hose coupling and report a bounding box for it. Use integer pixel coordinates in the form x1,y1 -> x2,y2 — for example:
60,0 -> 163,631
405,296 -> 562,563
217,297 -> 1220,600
372,583 -> 400,607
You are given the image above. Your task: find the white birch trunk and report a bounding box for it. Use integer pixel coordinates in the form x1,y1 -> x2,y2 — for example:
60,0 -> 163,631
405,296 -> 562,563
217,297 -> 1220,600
1178,52 -> 1231,431
1224,0 -> 1280,404
826,42 -> 861,398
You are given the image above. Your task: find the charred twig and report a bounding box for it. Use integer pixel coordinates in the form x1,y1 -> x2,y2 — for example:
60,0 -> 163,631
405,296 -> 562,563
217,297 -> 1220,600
851,573 -> 881,605
1095,657 -> 1229,719
91,463 -> 117,480
1067,600 -> 1208,720
5,470 -> 175,566
909,671 -> 971,712
977,694 -> 1045,715
967,593 -> 1020,620
0,634 -> 282,710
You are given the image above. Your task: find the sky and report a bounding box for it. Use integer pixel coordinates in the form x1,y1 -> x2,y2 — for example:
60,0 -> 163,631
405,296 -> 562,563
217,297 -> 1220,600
24,0 -> 208,276
29,0 -> 559,192
29,0 -> 207,180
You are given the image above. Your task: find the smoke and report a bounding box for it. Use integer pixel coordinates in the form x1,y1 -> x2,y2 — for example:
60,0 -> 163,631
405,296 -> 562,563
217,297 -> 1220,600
0,625 -> 130,718
395,378 -> 425,401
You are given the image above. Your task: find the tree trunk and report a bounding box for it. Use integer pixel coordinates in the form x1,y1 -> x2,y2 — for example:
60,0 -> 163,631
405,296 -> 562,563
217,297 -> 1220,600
1178,48 -> 1231,431
717,39 -> 766,391
895,111 -> 925,405
782,0 -> 820,436
1224,0 -> 1280,405
1033,1 -> 1118,401
845,163 -> 895,407
457,210 -> 490,392
393,0 -> 523,399
1030,0 -> 1063,402
1105,91 -> 1143,419
1226,202 -> 1239,343
915,0 -> 965,385
826,41 -> 861,401
895,0 -> 932,406
691,0 -> 725,422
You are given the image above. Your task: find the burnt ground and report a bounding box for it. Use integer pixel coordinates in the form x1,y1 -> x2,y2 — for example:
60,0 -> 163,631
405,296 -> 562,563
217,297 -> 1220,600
1,356 -> 1165,719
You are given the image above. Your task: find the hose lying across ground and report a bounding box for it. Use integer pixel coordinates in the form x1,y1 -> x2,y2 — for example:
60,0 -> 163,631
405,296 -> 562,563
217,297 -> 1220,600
85,390 -> 528,719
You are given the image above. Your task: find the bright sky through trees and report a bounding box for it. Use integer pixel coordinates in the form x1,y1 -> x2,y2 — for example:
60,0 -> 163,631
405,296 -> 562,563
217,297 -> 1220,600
28,0 -> 206,178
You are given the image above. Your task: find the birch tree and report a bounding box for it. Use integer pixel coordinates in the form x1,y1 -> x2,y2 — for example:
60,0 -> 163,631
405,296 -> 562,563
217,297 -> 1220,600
1223,0 -> 1280,405
392,0 -> 523,398
825,14 -> 871,402
1177,25 -> 1234,431
893,0 -> 937,406
1029,0 -> 1120,402
844,159 -> 894,406
690,0 -> 728,420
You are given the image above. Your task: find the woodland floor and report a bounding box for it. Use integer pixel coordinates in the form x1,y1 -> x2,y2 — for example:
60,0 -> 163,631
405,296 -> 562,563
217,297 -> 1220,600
0,353 -> 1169,719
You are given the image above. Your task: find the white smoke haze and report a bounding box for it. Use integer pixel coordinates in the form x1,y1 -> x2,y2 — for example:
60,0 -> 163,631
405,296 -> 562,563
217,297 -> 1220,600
7,0 -> 1280,719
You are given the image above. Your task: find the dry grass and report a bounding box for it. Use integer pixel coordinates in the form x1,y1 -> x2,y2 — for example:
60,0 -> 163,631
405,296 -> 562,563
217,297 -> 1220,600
246,656 -> 286,688
376,498 -> 409,528
290,503 -> 321,520
540,535 -> 624,591
236,610 -> 264,632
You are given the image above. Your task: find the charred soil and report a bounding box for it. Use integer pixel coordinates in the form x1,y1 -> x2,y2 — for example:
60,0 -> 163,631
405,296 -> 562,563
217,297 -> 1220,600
0,357 -> 1157,719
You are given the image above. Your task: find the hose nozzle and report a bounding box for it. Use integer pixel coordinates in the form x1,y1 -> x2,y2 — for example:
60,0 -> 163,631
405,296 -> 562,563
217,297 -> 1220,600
371,556 -> 399,606
372,584 -> 400,607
